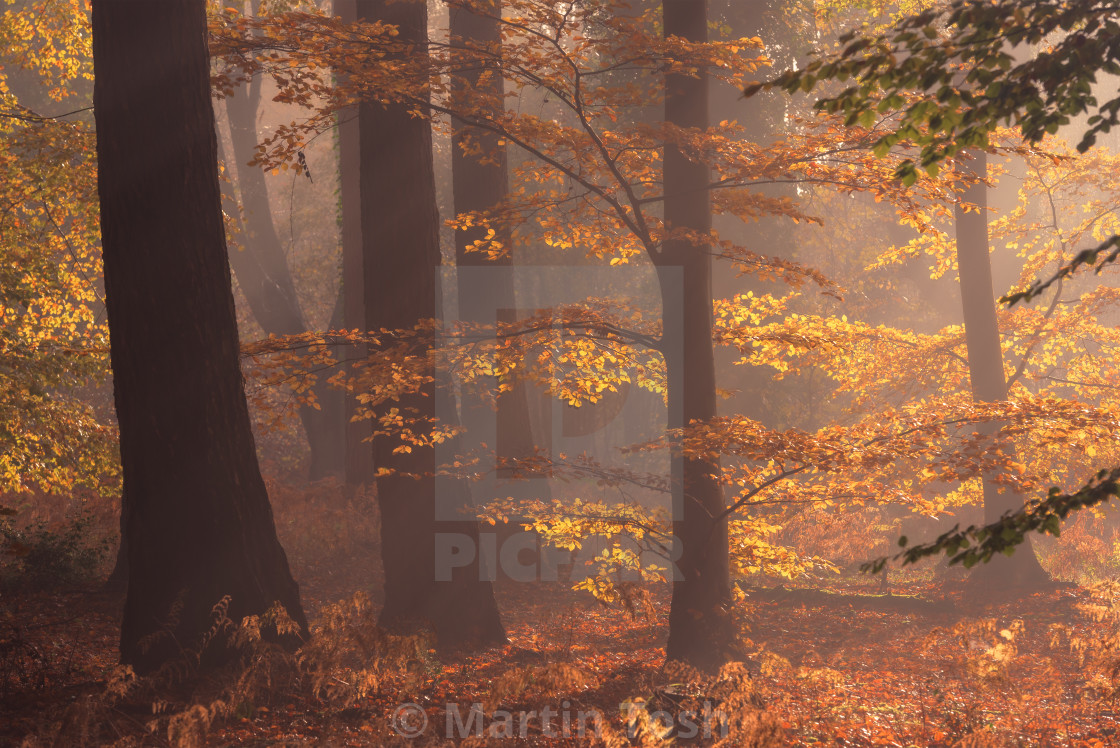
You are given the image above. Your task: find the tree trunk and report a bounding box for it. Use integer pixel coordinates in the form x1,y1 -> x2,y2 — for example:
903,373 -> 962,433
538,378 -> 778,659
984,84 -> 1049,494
337,0 -> 374,486
661,0 -> 733,671
954,150 -> 1049,589
359,0 -> 504,650
223,77 -> 345,481
451,0 -> 506,277
224,79 -> 305,335
451,0 -> 551,581
104,486 -> 128,591
92,0 -> 307,674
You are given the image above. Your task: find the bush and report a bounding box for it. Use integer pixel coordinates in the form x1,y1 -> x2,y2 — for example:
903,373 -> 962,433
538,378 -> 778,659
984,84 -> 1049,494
1,510 -> 111,586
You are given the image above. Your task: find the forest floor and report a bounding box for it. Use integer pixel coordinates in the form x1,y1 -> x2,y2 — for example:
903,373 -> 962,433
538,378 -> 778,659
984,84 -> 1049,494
3,533 -> 1119,747
3,483 -> 1119,747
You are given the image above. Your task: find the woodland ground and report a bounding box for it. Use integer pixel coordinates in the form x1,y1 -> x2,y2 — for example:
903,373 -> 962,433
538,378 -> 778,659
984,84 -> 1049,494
3,483 -> 1120,747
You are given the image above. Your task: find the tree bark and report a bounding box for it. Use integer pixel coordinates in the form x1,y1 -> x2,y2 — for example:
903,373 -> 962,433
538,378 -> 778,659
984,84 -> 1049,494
359,0 -> 504,650
450,1 -> 505,263
954,150 -> 1049,589
661,0 -> 733,671
337,0 -> 374,486
104,486 -> 128,591
93,0 -> 307,674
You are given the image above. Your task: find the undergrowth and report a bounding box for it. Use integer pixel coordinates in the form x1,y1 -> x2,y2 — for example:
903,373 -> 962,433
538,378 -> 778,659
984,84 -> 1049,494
15,591 -> 438,748
0,510 -> 111,588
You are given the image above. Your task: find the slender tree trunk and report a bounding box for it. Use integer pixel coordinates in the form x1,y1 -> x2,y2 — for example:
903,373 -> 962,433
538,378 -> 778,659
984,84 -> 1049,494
93,0 -> 307,674
451,0 -> 507,279
337,0 -> 374,486
359,0 -> 504,649
954,150 -> 1049,589
223,79 -> 346,480
660,0 -> 733,671
224,80 -> 305,335
319,291 -> 349,476
451,0 -> 550,587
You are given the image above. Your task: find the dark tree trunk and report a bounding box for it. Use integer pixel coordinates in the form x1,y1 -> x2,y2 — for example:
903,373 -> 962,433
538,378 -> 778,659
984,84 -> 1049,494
93,0 -> 307,674
337,0 -> 374,486
359,0 -> 504,650
317,291 -> 349,476
451,0 -> 549,584
451,0 -> 506,274
660,0 -> 733,671
104,486 -> 128,591
954,150 -> 1049,589
223,77 -> 345,481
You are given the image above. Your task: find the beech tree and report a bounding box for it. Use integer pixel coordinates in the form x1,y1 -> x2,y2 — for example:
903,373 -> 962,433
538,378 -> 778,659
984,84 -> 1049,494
747,0 -> 1120,563
335,0 -> 373,486
0,6 -> 116,503
210,0 -> 972,668
952,150 -> 1049,587
356,0 -> 504,649
92,0 -> 307,672
659,0 -> 732,670
449,0 -> 556,587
